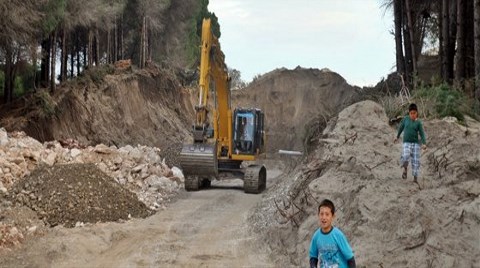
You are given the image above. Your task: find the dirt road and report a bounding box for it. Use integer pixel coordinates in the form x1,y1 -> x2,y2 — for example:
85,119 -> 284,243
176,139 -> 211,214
0,169 -> 282,268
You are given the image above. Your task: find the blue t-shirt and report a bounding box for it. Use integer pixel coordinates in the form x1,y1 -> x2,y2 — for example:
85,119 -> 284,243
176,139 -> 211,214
309,226 -> 354,268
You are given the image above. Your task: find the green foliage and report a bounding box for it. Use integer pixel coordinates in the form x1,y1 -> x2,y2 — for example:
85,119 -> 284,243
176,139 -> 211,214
412,84 -> 468,121
0,70 -> 35,99
186,0 -> 221,65
42,0 -> 66,34
197,0 -> 220,38
13,77 -> 25,97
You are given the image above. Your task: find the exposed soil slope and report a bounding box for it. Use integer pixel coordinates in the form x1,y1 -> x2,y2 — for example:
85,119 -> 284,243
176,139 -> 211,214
0,66 -> 194,157
233,67 -> 360,154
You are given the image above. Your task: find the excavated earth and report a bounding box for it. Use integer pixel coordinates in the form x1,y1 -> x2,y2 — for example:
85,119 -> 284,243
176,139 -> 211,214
0,65 -> 479,267
9,163 -> 153,228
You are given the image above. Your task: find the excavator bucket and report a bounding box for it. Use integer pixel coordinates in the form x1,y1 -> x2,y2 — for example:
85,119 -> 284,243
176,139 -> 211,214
179,143 -> 218,178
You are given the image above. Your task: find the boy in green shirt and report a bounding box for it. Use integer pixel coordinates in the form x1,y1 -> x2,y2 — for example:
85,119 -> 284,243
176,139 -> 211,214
394,103 -> 427,182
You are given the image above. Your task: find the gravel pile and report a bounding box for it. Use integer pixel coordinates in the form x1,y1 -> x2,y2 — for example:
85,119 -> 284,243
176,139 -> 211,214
9,163 -> 153,228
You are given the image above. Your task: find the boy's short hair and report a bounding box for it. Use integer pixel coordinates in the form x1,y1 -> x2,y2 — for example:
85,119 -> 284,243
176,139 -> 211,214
318,199 -> 335,215
408,103 -> 418,111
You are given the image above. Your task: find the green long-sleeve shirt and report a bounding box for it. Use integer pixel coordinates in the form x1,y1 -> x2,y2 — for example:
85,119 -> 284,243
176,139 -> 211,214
397,116 -> 426,144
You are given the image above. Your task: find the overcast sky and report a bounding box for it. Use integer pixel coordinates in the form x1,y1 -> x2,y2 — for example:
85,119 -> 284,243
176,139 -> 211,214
208,0 -> 395,87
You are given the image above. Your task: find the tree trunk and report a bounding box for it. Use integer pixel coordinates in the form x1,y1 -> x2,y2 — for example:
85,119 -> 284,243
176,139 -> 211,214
403,7 -> 414,86
3,46 -> 13,103
31,43 -> 38,91
120,14 -> 124,59
50,31 -> 57,93
94,29 -> 99,66
147,18 -> 152,62
441,0 -> 452,82
464,1 -> 476,79
394,0 -> 405,75
475,0 -> 480,100
61,28 -> 68,82
448,1 -> 458,81
455,0 -> 465,84
107,27 -> 111,64
70,32 -> 75,78
405,0 -> 417,79
114,16 -> 118,62
77,32 -> 82,75
40,38 -> 50,88
88,29 -> 93,67
140,15 -> 146,68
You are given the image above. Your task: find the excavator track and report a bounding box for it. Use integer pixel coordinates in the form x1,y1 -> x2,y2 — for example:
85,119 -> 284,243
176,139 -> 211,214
180,143 -> 218,191
243,165 -> 267,194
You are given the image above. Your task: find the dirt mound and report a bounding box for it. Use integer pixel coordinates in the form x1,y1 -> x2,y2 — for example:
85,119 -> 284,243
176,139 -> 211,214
251,100 -> 480,267
232,67 -> 360,154
9,163 -> 153,228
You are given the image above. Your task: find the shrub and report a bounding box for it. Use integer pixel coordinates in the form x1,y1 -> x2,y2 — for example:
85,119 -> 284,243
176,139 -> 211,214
412,84 -> 467,122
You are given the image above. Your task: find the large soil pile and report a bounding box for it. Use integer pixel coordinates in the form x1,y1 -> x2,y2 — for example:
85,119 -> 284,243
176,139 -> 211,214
251,100 -> 480,267
232,67 -> 360,154
9,163 -> 153,228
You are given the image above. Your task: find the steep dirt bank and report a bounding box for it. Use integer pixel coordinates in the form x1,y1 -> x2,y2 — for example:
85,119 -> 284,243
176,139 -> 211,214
250,100 -> 480,267
0,66 -> 194,160
233,67 -> 360,154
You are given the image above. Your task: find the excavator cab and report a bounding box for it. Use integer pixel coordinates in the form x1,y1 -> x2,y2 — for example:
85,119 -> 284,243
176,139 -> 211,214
233,109 -> 265,155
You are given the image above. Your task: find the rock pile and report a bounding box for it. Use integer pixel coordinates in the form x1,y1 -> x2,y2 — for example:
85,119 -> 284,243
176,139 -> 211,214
0,128 -> 184,211
0,127 -> 186,249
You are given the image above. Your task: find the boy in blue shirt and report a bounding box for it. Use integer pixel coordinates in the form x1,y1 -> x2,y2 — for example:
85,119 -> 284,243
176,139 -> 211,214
394,103 -> 427,182
309,199 -> 356,268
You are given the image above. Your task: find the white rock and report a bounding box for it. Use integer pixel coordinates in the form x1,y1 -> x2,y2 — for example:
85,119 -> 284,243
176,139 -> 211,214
42,152 -> 57,166
94,144 -> 114,154
146,150 -> 161,163
171,166 -> 184,180
27,226 -> 37,233
70,148 -> 82,158
0,128 -> 8,146
132,163 -> 147,173
128,148 -> 144,161
9,227 -> 19,235
118,145 -> 134,154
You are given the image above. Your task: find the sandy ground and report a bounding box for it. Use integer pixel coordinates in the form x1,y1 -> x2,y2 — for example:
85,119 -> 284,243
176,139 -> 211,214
0,168 -> 283,268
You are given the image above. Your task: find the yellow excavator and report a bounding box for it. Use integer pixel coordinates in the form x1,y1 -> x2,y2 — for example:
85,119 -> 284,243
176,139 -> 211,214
179,18 -> 266,194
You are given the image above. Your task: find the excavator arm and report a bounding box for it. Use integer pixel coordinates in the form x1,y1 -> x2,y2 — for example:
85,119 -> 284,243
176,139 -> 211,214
193,18 -> 232,154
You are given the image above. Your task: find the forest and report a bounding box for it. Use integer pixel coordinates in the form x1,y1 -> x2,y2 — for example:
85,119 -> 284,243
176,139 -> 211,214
1,0 -> 480,106
388,0 -> 480,98
0,0 -> 219,103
